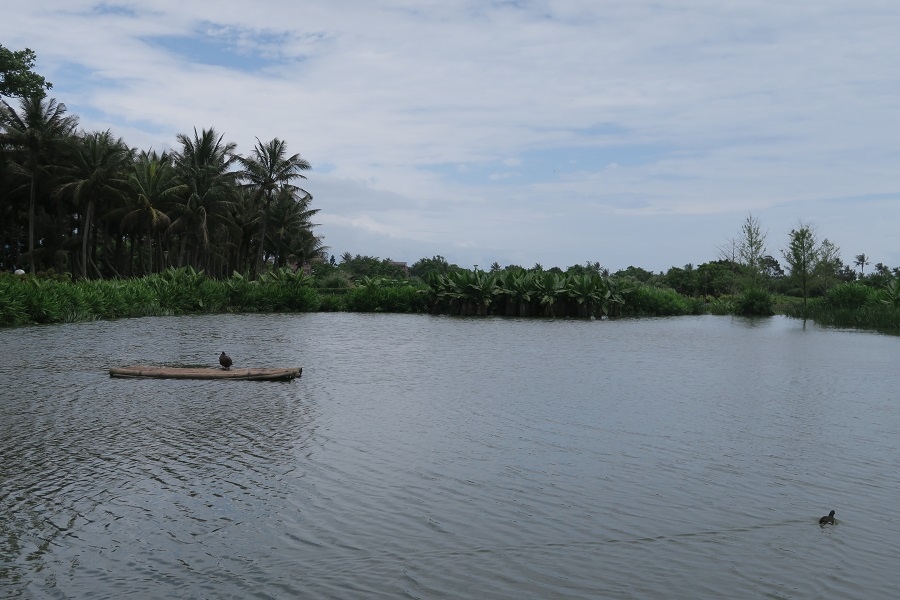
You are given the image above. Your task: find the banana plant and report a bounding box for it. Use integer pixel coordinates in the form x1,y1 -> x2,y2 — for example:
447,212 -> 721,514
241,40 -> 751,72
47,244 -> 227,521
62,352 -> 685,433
880,278 -> 900,310
422,271 -> 457,313
602,276 -> 632,317
566,272 -> 602,317
496,268 -> 533,316
535,271 -> 566,317
466,269 -> 499,315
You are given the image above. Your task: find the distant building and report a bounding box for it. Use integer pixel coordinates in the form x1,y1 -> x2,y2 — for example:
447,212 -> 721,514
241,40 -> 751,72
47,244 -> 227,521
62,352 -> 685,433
388,261 -> 409,275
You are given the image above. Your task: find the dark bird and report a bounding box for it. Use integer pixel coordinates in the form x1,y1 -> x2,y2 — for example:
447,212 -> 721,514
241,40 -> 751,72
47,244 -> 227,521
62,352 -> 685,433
819,510 -> 836,525
219,351 -> 233,370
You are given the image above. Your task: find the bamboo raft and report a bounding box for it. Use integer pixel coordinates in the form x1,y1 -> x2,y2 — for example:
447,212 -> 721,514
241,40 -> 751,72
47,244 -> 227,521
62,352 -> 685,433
109,365 -> 302,381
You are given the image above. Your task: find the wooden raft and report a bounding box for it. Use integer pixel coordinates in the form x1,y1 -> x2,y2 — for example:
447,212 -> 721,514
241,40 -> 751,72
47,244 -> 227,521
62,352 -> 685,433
109,365 -> 302,381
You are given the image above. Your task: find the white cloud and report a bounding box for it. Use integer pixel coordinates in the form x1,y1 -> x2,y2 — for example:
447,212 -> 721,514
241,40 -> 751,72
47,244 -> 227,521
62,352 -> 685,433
2,0 -> 899,271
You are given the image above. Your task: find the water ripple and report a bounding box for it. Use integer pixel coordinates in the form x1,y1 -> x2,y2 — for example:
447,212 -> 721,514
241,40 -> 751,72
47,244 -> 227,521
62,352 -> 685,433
2,314 -> 900,598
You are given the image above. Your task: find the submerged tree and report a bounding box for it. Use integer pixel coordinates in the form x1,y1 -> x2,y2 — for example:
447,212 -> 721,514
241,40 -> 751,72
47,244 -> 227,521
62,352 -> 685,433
782,224 -> 818,314
782,223 -> 840,315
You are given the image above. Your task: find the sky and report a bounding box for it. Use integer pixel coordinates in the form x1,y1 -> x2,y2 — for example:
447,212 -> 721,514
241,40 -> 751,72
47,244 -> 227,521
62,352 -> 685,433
3,0 -> 899,273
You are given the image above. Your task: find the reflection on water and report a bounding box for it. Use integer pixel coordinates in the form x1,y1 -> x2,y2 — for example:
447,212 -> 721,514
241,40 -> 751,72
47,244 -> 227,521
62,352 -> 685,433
2,314 -> 900,599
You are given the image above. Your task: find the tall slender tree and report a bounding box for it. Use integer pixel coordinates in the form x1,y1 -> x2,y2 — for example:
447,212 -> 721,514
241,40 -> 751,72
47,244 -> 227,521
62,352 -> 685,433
171,127 -> 240,273
58,130 -> 133,278
266,187 -> 322,267
112,150 -> 183,274
854,253 -> 870,276
0,96 -> 78,273
238,138 -> 310,277
783,224 -> 818,314
781,223 -> 842,314
738,213 -> 767,285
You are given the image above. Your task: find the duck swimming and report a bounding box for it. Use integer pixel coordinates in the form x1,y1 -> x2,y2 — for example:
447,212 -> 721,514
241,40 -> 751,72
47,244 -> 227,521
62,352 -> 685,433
819,510 -> 836,525
219,351 -> 233,370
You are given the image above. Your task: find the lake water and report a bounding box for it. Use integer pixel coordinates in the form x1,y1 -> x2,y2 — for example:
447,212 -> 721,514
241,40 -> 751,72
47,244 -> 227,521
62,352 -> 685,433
1,313 -> 899,599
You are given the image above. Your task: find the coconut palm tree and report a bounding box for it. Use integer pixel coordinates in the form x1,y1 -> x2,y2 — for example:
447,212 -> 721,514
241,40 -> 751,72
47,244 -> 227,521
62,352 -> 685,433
170,127 -> 240,273
854,253 -> 870,277
57,130 -> 133,279
0,96 -> 78,273
266,187 -> 322,267
238,137 -> 310,277
111,150 -> 183,274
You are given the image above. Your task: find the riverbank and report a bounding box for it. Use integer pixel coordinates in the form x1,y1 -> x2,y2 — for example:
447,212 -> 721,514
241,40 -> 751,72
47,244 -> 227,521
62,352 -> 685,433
2,268 -> 898,333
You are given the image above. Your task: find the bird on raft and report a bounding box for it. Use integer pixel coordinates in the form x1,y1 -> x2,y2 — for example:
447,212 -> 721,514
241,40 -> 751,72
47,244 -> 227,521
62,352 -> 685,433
819,510 -> 836,525
219,351 -> 233,370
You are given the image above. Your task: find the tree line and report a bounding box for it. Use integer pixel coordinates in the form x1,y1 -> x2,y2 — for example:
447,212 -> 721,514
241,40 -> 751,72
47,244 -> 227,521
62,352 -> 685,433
1,45 -> 323,279
3,45 -> 897,329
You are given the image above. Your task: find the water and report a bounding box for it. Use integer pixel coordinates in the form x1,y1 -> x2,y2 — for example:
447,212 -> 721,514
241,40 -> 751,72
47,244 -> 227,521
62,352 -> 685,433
2,313 -> 900,599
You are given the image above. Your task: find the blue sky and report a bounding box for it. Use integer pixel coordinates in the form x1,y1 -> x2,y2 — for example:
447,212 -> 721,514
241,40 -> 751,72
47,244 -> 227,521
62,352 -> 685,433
3,0 -> 899,272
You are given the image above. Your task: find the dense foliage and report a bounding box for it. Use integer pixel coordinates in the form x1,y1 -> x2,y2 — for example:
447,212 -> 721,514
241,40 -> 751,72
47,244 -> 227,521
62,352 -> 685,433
0,98 -> 323,279
0,44 -> 51,98
0,267 -> 320,326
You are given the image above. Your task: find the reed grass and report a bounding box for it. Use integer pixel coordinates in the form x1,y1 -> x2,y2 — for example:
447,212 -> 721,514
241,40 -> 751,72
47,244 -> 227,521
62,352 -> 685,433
783,297 -> 900,331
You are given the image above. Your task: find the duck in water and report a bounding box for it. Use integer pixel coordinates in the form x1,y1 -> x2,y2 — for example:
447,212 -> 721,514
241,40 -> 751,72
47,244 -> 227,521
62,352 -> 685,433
819,510 -> 836,525
219,351 -> 233,370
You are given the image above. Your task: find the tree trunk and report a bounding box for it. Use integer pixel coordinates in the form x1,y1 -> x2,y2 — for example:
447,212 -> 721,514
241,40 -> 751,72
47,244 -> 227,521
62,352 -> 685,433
28,177 -> 36,274
256,194 -> 272,278
81,199 -> 94,279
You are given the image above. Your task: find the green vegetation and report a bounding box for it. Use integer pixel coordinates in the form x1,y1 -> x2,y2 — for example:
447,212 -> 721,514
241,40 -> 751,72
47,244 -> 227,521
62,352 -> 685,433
2,50 -> 897,332
0,44 -> 51,99
0,267 -> 320,326
4,243 -> 899,332
1,97 -> 323,279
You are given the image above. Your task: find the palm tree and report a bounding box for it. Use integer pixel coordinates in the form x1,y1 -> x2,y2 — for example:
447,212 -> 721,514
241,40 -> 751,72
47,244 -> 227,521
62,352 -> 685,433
111,150 -> 183,274
266,187 -> 322,267
0,96 -> 78,273
238,137 -> 310,277
57,130 -> 133,278
854,253 -> 870,277
171,127 -> 240,273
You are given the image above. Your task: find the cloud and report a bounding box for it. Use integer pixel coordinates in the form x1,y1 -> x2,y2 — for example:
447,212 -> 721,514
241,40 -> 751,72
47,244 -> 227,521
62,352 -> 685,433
2,0 -> 899,271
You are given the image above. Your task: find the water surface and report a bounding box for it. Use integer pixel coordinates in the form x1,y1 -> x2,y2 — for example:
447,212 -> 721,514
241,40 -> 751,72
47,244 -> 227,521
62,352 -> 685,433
2,314 -> 899,598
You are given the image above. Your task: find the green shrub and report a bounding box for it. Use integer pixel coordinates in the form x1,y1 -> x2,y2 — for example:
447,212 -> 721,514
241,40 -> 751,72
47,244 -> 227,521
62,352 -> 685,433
733,288 -> 774,316
279,285 -> 321,312
343,285 -> 429,313
318,293 -> 346,312
0,276 -> 29,326
197,279 -> 228,312
315,272 -> 353,289
706,296 -> 734,315
825,283 -> 877,309
621,285 -> 692,316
